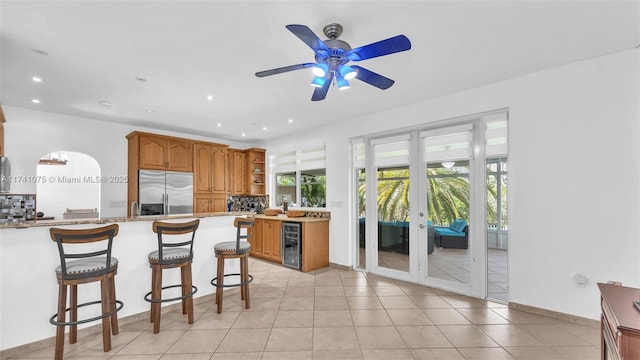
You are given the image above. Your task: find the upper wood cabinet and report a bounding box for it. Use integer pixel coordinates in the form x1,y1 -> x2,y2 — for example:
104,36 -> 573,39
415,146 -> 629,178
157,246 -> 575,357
245,148 -> 266,195
193,142 -> 228,213
193,142 -> 228,194
228,149 -> 247,195
129,132 -> 193,172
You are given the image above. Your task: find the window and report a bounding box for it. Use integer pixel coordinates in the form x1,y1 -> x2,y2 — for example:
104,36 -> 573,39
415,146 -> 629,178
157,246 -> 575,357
301,169 -> 326,207
271,145 -> 326,208
275,172 -> 296,206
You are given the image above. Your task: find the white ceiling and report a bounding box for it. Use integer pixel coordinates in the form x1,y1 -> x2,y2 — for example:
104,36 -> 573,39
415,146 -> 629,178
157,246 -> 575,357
1,1 -> 638,143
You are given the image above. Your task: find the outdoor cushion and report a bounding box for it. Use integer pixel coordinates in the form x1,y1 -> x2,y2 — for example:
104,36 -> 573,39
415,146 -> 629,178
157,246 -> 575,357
434,228 -> 466,237
449,219 -> 467,233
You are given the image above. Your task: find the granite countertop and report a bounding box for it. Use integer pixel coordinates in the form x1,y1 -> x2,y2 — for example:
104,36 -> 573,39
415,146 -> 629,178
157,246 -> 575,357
253,214 -> 331,223
0,211 -> 250,229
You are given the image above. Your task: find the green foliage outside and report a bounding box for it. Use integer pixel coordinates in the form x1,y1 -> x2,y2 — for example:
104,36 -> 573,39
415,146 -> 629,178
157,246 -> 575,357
358,162 -> 507,225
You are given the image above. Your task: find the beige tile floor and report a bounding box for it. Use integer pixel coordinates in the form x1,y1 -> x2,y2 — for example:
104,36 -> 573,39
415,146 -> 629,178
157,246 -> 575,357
8,258 -> 600,360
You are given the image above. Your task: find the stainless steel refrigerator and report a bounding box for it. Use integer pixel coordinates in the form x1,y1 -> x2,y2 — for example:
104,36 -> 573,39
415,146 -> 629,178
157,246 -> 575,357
138,170 -> 193,215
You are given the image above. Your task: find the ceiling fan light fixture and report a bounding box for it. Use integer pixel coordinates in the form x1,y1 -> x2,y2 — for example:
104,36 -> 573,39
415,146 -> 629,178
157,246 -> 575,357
312,63 -> 329,77
310,76 -> 325,88
339,65 -> 357,80
336,74 -> 350,90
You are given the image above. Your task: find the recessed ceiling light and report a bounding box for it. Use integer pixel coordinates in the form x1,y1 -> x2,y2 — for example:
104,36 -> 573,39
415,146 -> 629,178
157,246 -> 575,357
32,76 -> 42,83
31,99 -> 40,104
288,118 -> 294,123
144,108 -> 153,113
241,133 -> 246,137
98,100 -> 112,107
207,95 -> 214,101
216,123 -> 222,127
135,77 -> 148,82
262,126 -> 267,131
30,48 -> 48,56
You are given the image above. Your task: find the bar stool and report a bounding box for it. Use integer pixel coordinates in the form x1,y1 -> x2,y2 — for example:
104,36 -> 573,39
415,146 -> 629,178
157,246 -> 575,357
210,217 -> 254,314
49,224 -> 123,360
144,219 -> 199,333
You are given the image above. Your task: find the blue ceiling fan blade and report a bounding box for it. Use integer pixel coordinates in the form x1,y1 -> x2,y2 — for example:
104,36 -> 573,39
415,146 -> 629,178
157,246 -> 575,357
351,65 -> 395,90
255,63 -> 315,77
311,73 -> 334,101
346,35 -> 411,61
286,24 -> 330,53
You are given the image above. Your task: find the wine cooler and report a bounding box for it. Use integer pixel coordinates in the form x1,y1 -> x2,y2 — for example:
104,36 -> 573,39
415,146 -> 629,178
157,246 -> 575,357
282,222 -> 302,270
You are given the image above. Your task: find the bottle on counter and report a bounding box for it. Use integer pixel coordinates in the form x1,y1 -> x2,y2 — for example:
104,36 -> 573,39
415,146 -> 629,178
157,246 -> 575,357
283,198 -> 288,212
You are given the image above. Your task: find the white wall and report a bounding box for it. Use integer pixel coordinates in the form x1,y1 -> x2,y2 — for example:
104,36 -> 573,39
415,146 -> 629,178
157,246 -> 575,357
262,48 -> 640,320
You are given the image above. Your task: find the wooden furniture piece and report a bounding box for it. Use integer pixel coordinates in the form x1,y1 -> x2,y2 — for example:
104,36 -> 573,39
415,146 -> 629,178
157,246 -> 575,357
145,219 -> 199,333
211,217 -> 254,314
598,282 -> 640,360
246,148 -> 266,195
249,216 -> 329,272
193,142 -> 228,213
49,224 -> 123,360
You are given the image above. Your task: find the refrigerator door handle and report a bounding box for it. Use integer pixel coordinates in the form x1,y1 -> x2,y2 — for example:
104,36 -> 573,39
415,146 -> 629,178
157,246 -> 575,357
165,193 -> 169,215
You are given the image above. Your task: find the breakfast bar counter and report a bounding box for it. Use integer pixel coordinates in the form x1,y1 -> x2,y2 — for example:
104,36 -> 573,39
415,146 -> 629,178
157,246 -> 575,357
0,213 -> 249,353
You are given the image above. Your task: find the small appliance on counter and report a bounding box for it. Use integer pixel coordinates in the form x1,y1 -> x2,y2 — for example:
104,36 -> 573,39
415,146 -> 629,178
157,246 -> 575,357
0,194 -> 36,223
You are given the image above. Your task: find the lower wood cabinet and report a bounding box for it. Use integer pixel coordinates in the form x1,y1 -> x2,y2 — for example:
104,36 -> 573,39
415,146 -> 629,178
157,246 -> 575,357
250,218 -> 281,263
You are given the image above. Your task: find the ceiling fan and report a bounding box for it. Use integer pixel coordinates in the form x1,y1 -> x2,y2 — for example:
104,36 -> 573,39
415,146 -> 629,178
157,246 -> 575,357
255,23 -> 412,101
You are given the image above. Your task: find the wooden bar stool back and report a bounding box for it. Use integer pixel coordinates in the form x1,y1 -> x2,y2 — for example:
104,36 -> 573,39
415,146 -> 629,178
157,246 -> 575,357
145,219 -> 199,333
211,217 -> 254,314
49,224 -> 123,360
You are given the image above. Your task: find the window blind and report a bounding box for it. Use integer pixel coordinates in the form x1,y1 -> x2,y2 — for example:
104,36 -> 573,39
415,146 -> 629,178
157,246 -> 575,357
270,144 -> 326,173
421,124 -> 473,162
372,134 -> 410,167
352,138 -> 366,168
484,112 -> 508,156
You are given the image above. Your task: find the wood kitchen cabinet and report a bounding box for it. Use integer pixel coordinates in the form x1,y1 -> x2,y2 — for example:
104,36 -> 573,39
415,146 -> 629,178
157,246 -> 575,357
228,149 -> 247,195
245,148 -> 266,195
129,132 -> 193,172
250,218 -> 281,263
193,142 -> 228,213
194,193 -> 228,214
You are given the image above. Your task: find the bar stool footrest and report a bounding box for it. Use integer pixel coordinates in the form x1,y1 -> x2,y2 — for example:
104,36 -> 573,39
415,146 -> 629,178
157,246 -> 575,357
49,299 -> 124,326
210,273 -> 254,288
144,284 -> 198,304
